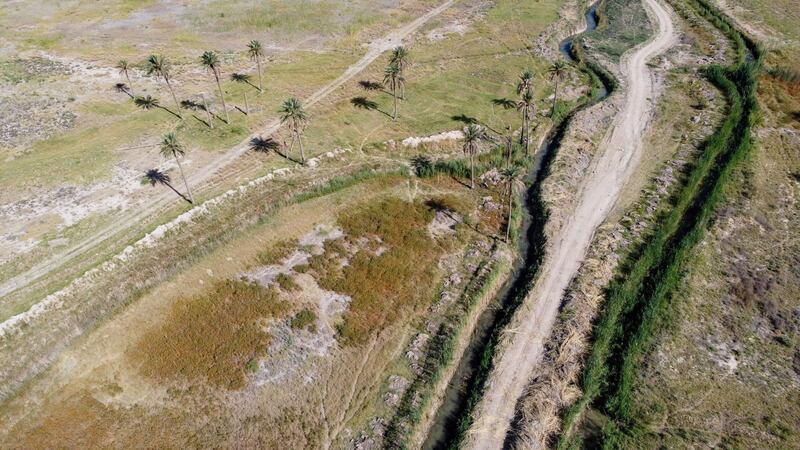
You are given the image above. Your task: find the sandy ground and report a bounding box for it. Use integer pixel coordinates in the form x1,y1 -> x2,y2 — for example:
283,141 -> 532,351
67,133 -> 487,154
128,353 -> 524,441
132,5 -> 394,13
463,0 -> 677,447
0,0 -> 455,299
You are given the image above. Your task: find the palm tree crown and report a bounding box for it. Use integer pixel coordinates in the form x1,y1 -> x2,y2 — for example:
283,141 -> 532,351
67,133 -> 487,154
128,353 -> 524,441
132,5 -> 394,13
145,55 -> 169,79
160,132 -> 185,159
279,97 -> 308,125
548,60 -> 567,81
200,51 -> 220,74
517,69 -> 534,95
247,40 -> 264,61
117,59 -> 130,75
390,46 -> 409,70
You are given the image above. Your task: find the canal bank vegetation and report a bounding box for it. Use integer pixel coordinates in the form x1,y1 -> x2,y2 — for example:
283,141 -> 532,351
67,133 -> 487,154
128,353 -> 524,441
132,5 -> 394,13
556,0 -> 765,447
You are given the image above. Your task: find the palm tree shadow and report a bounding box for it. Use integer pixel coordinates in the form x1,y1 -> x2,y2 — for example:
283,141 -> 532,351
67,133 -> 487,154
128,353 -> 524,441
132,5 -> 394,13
351,96 -> 392,118
182,99 -> 227,123
159,106 -> 182,119
425,198 -> 492,239
452,113 -> 479,125
249,136 -> 302,165
452,112 -> 502,136
358,80 -> 385,92
192,115 -> 211,127
235,106 -> 249,115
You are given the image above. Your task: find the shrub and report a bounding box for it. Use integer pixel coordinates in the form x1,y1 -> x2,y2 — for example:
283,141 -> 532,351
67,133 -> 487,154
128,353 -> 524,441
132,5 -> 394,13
290,308 -> 318,332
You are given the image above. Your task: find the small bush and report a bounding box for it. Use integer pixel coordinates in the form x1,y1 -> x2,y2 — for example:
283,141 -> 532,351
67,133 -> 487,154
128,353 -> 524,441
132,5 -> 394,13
290,308 -> 318,332
254,238 -> 298,266
276,272 -> 301,292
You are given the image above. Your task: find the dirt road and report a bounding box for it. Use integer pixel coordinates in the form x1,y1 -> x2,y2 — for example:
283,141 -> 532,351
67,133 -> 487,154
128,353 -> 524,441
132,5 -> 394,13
0,0 -> 455,300
464,0 -> 676,447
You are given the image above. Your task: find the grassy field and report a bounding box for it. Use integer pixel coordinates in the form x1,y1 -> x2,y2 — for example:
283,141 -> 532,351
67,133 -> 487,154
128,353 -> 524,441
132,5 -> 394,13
0,0 -> 578,447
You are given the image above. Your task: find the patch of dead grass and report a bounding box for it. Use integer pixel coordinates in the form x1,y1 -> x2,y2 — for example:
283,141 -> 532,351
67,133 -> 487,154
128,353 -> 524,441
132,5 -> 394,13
314,197 -> 443,345
131,279 -> 287,390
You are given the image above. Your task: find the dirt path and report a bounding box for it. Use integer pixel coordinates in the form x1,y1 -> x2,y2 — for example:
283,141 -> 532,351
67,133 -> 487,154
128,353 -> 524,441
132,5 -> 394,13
0,0 -> 455,300
464,0 -> 676,447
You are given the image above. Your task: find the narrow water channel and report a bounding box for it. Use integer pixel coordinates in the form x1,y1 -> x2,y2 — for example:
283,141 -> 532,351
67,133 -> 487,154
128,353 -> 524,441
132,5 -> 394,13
421,4 -> 605,449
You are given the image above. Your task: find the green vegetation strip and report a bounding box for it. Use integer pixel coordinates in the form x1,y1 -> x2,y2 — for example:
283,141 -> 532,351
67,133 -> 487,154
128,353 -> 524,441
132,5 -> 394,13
383,253 -> 506,448
557,0 -> 763,447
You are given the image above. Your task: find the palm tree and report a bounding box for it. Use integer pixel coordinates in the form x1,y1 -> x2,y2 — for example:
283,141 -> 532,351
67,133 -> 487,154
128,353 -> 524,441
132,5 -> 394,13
144,168 -> 192,204
133,94 -> 180,118
390,46 -> 409,99
462,124 -> 486,189
145,54 -> 182,118
200,50 -> 230,124
246,40 -> 265,93
231,73 -> 254,114
516,88 -> 536,155
383,63 -> 404,121
502,163 -> 524,241
516,69 -> 534,96
159,132 -> 193,203
117,59 -> 135,96
548,61 -> 568,118
279,97 -> 309,165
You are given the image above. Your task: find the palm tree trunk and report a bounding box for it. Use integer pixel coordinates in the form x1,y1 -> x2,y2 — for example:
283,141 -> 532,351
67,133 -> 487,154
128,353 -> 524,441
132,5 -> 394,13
551,78 -> 559,118
297,129 -> 305,165
506,135 -> 512,169
523,114 -> 530,155
164,77 -> 182,118
392,84 -> 398,121
506,183 -> 513,241
244,91 -> 249,115
470,151 -> 475,189
256,58 -> 263,93
214,71 -> 230,123
174,155 -> 194,203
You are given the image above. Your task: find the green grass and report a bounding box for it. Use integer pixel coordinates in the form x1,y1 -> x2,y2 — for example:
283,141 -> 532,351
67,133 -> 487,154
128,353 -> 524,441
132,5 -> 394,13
190,0 -> 381,35
0,105 -> 169,190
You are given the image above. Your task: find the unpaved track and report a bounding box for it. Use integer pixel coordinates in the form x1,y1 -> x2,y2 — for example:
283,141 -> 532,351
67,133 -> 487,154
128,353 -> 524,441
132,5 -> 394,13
0,0 -> 455,300
464,0 -> 676,447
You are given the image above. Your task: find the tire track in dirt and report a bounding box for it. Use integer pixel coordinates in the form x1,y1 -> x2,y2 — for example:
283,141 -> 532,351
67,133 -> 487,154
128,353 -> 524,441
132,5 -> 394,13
463,0 -> 676,447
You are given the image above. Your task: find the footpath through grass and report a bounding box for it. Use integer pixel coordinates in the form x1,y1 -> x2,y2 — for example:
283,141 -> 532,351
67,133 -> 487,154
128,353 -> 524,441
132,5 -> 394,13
557,0 -> 764,447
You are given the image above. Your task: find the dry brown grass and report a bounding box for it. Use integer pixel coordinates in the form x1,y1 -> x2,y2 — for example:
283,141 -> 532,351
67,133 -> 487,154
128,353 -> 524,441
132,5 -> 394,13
130,279 -> 287,390
313,197 -> 443,345
7,391 -> 188,450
